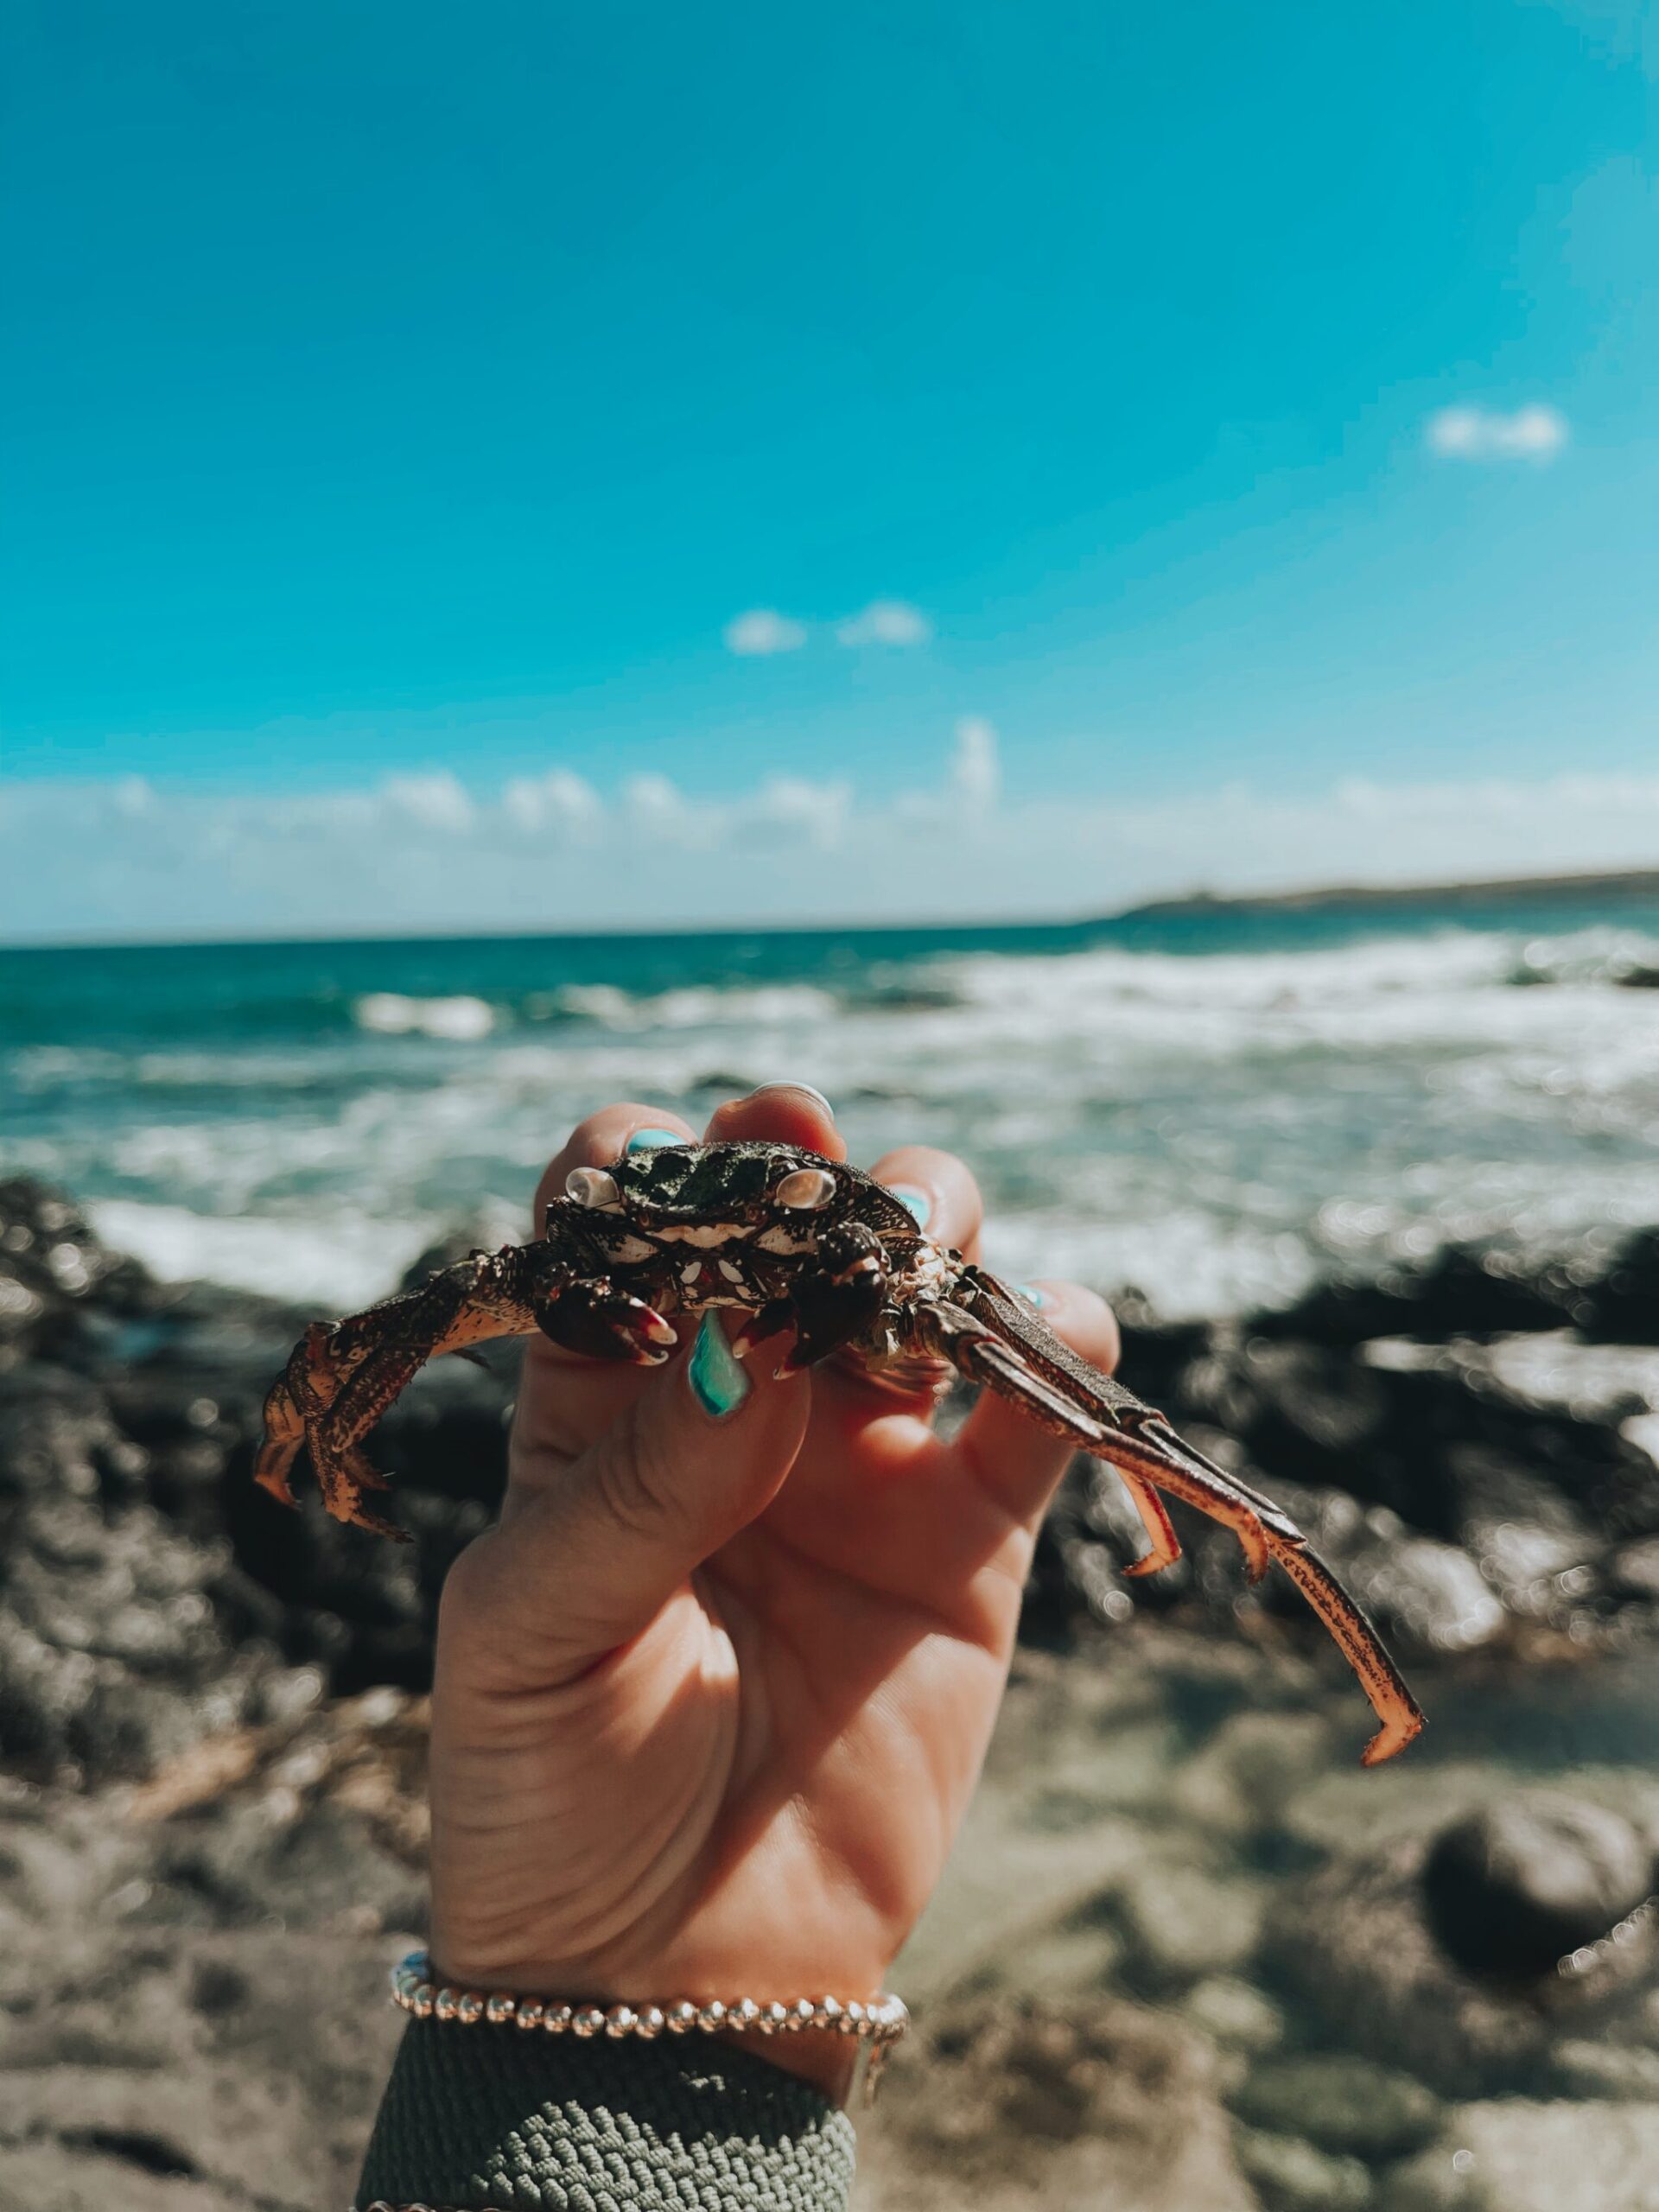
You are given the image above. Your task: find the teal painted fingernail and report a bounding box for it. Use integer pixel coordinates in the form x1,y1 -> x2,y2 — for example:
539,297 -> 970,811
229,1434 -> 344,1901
890,1185 -> 931,1227
627,1127 -> 685,1153
689,1313 -> 751,1420
1014,1282 -> 1047,1309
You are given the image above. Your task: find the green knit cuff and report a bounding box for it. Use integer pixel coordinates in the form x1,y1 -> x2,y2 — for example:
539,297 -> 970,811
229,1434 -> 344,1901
356,2016 -> 858,2211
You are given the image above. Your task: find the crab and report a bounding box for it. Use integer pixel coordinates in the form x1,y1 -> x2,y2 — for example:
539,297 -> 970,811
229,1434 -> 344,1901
257,1138 -> 1425,1764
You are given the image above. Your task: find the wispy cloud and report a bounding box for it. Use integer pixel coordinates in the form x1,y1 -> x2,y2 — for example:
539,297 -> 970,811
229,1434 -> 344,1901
835,600 -> 932,647
501,768 -> 603,836
383,770 -> 476,832
7,742 -> 1659,940
724,600 -> 934,654
950,718 -> 1001,815
1426,404 -> 1569,461
722,608 -> 808,656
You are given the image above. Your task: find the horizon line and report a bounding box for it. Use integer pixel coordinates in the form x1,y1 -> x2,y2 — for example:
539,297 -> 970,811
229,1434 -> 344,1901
4,861 -> 1658,955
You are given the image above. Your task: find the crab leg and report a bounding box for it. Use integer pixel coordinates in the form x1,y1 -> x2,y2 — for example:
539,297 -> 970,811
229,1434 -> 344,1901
256,1253 -> 543,1531
929,1269 -> 1425,1765
914,1295 -> 1274,1579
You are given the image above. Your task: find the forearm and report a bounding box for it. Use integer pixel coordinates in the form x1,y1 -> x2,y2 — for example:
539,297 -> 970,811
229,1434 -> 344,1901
356,2016 -> 857,2212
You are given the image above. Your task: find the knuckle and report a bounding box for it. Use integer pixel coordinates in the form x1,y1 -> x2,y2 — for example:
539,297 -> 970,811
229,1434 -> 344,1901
594,1407 -> 686,1544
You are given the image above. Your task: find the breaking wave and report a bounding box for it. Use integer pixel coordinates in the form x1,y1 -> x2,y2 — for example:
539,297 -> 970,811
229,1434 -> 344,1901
7,916 -> 1659,1319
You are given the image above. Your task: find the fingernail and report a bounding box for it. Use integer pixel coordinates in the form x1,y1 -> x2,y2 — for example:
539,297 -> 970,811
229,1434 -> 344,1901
889,1185 -> 931,1227
1014,1282 -> 1048,1309
626,1127 -> 686,1153
747,1080 -> 835,1121
688,1313 -> 752,1420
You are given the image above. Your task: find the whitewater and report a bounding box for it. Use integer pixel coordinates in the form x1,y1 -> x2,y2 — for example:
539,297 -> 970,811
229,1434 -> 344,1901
4,909 -> 1658,1319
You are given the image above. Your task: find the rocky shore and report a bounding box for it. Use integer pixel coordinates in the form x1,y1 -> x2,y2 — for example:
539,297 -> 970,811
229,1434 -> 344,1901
3,1175 -> 1658,2210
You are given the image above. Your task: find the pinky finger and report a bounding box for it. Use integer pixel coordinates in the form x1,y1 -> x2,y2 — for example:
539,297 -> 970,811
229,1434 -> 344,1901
946,1280 -> 1121,1528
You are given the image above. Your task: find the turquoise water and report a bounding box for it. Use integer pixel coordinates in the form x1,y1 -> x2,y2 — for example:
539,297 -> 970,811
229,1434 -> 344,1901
5,899 -> 1659,1315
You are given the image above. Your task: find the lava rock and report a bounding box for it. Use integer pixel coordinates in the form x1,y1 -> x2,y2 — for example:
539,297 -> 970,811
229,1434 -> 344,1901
1181,1977 -> 1287,2054
1581,1227 -> 1659,1345
1377,2100 -> 1659,2212
1262,1841 -> 1558,2100
1231,2126 -> 1374,2212
1231,2052 -> 1442,2158
1421,1795 -> 1655,1980
1259,1247 -> 1590,1348
1111,1860 -> 1269,1988
1608,1535 -> 1659,1603
0,1178 -> 157,1359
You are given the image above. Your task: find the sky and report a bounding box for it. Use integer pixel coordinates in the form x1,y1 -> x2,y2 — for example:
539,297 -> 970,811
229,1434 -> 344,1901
3,0 -> 1656,939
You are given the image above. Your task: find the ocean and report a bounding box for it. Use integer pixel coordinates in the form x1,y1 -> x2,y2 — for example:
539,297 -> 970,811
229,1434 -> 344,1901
5,896 -> 1659,1319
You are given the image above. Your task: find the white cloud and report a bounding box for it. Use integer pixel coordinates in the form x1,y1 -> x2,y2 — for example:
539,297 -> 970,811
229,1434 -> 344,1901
382,770 -> 476,832
835,600 -> 932,647
723,608 -> 808,656
1426,404 -> 1569,461
113,774 -> 156,818
502,768 -> 603,836
745,775 -> 851,849
950,718 -> 1001,817
7,746 -> 1659,940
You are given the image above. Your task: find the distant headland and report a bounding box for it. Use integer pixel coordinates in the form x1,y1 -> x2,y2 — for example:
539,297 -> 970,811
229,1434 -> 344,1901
1118,866 -> 1659,921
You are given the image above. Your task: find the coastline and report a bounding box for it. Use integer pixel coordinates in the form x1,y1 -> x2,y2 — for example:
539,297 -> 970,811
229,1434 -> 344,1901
1120,865 -> 1659,923
4,1176 -> 1659,2203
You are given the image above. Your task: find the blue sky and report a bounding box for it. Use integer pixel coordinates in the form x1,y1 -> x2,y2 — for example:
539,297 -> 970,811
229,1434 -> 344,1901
3,0 -> 1656,937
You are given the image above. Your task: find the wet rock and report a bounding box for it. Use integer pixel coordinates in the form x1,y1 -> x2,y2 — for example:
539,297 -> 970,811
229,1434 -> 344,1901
1345,1538 -> 1508,1654
1377,2100 -> 1659,2212
1580,1226 -> 1659,1344
0,1178 -> 156,1359
1205,1339 -> 1391,1486
1231,2052 -> 1441,2158
152,1799 -> 424,1935
0,1491 -> 276,1783
1232,2126 -> 1373,2211
1608,1535 -> 1659,1602
1548,2039 -> 1659,2101
1262,1842 -> 1557,2099
0,1184 -> 524,1783
1180,1977 -> 1286,2054
1261,1247 -> 1590,1348
868,1993 -> 1257,2211
1109,1860 -> 1268,1989
1422,1796 -> 1654,1980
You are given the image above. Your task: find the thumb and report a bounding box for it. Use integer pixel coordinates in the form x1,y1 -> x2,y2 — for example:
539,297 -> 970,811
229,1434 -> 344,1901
444,1316 -> 810,1682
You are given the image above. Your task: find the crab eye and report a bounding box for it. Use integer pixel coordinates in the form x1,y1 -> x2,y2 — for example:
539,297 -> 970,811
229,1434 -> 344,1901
775,1166 -> 836,1211
566,1166 -> 621,1209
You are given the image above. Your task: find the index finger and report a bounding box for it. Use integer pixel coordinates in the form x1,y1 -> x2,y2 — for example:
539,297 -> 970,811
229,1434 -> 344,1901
513,1101 -> 699,1478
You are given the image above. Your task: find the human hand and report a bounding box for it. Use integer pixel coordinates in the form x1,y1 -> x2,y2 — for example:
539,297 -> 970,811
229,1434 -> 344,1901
427,1084 -> 1118,2097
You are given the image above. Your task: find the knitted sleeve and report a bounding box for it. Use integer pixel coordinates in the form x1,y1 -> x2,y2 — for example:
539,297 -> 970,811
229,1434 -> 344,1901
354,2016 -> 858,2212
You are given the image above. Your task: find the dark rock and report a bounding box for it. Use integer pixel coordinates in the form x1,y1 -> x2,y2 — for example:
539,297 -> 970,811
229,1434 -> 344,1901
153,1801 -> 425,1934
0,1178 -> 158,1360
1421,1795 -> 1654,1980
1230,2052 -> 1442,2158
1580,1228 -> 1659,1345
1607,1535 -> 1659,1603
1263,1840 -> 1557,2099
886,1993 -> 1253,2208
1231,2126 -> 1371,2212
1259,1246 -> 1592,1348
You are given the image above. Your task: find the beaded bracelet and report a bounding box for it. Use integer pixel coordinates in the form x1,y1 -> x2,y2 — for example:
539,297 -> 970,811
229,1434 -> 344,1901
390,1951 -> 909,2098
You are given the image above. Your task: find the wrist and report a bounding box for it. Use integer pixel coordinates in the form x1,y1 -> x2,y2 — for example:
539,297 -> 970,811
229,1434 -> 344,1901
401,1953 -> 898,2110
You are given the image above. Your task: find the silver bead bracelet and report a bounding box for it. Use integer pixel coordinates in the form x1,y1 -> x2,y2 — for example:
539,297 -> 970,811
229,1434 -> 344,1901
390,1950 -> 909,2099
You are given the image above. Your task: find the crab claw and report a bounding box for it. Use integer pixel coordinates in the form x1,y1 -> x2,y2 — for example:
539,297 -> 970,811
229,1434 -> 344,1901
535,1279 -> 678,1364
732,1299 -> 795,1360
